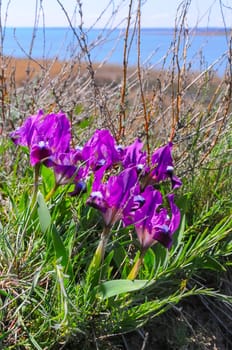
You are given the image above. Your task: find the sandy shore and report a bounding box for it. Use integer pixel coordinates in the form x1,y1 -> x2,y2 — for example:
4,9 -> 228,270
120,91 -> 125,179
1,56 -> 221,99
2,56 -> 141,87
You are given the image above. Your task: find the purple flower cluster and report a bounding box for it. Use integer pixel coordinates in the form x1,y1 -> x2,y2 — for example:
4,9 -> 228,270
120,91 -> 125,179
10,110 -> 182,251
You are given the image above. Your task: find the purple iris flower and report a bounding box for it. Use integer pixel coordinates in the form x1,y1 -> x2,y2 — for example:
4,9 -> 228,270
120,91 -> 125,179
49,148 -> 85,185
87,167 -> 140,227
134,186 -> 181,250
10,110 -> 71,166
122,138 -> 147,173
10,110 -> 44,147
82,129 -> 121,177
149,142 -> 182,189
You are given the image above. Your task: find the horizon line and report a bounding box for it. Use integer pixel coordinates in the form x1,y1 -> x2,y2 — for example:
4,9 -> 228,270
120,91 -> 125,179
4,25 -> 231,30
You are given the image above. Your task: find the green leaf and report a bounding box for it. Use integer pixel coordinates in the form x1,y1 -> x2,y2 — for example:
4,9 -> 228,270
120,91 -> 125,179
0,330 -> 11,341
79,118 -> 91,129
41,165 -> 55,191
51,225 -> 69,268
37,191 -> 51,233
97,279 -> 153,299
0,289 -> 8,297
102,250 -> 115,280
143,248 -> 156,279
153,243 -> 169,270
172,214 -> 186,252
201,256 -> 226,272
37,192 -> 73,277
74,104 -> 84,115
113,242 -> 127,269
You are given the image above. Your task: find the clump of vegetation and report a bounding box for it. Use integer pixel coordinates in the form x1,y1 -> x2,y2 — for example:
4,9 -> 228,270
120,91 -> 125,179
0,1 -> 231,349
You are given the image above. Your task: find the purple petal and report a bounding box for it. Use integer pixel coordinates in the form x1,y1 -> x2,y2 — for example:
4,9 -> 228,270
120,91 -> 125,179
86,191 -> 108,213
87,167 -> 140,227
38,111 -> 71,154
9,110 -> 44,147
50,150 -> 85,185
69,181 -> 87,196
152,225 -> 173,249
150,142 -> 182,189
151,142 -> 173,182
134,187 -> 181,250
134,187 -> 163,249
10,110 -> 72,167
171,175 -> 182,190
134,186 -> 163,227
122,138 -> 146,170
82,129 -> 121,173
30,142 -> 52,166
167,194 -> 181,234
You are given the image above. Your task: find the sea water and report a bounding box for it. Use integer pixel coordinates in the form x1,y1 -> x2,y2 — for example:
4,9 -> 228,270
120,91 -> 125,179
1,27 -> 229,75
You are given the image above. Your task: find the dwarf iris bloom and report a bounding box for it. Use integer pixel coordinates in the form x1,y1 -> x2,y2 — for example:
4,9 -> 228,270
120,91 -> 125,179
87,167 -> 140,227
134,186 -> 181,250
82,129 -> 121,179
122,138 -> 147,172
49,149 -> 84,185
150,142 -> 182,189
10,110 -> 71,166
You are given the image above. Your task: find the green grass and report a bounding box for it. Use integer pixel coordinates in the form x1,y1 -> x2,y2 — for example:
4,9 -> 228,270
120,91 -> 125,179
0,134 -> 231,349
0,1 -> 232,346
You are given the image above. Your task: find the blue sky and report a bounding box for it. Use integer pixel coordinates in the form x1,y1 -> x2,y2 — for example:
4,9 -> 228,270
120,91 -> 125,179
1,0 -> 232,28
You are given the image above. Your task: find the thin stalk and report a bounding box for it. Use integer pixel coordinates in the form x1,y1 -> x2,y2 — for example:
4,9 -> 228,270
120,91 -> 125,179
127,249 -> 146,280
118,0 -> 133,140
89,225 -> 111,270
136,0 -> 150,162
169,0 -> 190,142
31,163 -> 41,208
85,225 -> 112,288
45,183 -> 59,202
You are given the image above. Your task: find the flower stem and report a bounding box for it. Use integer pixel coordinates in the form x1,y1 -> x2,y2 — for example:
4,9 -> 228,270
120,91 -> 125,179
31,163 -> 41,208
90,225 -> 111,270
127,250 -> 146,280
85,225 -> 111,287
45,183 -> 59,202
